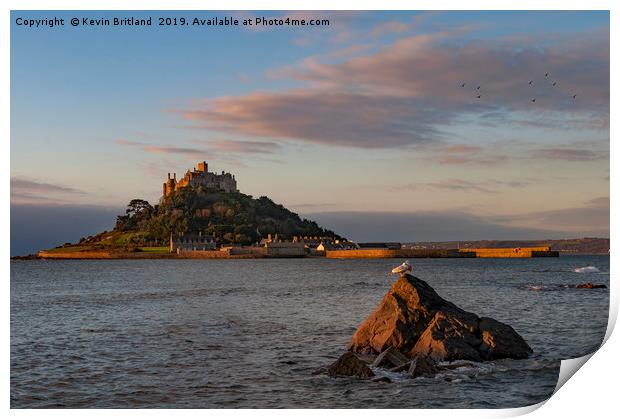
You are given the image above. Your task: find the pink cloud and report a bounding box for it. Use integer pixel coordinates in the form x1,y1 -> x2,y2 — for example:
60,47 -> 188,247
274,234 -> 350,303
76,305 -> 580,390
177,28 -> 609,150
181,91 -> 443,148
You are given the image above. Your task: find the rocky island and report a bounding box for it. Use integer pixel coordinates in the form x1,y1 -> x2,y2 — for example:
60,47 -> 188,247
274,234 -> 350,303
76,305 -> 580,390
20,160 -> 568,260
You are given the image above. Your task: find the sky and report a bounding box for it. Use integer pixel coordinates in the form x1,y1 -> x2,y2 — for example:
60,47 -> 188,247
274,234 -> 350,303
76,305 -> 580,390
10,10 -> 610,255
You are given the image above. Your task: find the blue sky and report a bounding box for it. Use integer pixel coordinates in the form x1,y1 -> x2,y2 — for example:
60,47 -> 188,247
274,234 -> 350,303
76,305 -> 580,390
10,11 -> 610,254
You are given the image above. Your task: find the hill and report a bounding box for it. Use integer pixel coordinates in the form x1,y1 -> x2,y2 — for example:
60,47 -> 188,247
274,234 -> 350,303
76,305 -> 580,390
64,186 -> 342,252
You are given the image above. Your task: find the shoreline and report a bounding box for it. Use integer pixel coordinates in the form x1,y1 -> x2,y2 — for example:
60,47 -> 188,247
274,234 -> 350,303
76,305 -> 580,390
16,247 -> 566,260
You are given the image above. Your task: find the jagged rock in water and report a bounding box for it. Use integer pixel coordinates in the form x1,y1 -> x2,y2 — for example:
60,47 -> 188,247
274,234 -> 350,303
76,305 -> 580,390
371,346 -> 409,369
349,274 -> 448,355
349,274 -> 532,362
326,351 -> 375,379
408,356 -> 439,378
411,308 -> 483,362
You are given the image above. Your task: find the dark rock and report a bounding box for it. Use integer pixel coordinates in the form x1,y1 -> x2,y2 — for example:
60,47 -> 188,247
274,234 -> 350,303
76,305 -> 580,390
574,283 -> 607,289
478,317 -> 533,360
10,254 -> 40,260
326,351 -> 375,379
349,274 -> 532,362
411,308 -> 483,362
371,376 -> 392,383
371,346 -> 409,369
355,353 -> 377,364
408,356 -> 439,378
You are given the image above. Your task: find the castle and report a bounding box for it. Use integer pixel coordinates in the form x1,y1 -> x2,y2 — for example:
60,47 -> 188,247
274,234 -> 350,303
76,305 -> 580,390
163,161 -> 238,198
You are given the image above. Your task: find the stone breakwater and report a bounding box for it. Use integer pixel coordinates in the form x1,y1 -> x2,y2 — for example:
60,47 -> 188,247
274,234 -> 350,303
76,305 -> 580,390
319,274 -> 532,380
34,246 -> 558,260
325,247 -> 558,259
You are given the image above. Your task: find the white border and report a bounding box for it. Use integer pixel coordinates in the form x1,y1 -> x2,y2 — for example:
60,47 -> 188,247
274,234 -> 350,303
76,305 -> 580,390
3,1 -> 616,418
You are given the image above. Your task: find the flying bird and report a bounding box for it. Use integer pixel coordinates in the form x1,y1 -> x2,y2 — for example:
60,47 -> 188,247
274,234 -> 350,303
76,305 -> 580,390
476,85 -> 481,90
552,82 -> 557,86
572,94 -> 577,99
545,72 -> 549,77
476,95 -> 482,99
391,260 -> 412,276
460,83 -> 466,87
528,80 -> 534,85
531,98 -> 536,103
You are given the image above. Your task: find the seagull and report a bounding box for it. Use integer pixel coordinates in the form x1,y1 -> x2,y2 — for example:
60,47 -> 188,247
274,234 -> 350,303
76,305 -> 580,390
572,94 -> 577,99
531,98 -> 536,102
528,80 -> 534,85
476,95 -> 482,99
476,85 -> 481,90
552,82 -> 557,86
460,83 -> 466,87
391,260 -> 412,276
545,72 -> 549,77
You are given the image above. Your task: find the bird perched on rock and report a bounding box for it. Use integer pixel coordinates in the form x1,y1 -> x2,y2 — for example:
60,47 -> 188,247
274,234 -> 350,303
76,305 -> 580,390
391,260 -> 412,276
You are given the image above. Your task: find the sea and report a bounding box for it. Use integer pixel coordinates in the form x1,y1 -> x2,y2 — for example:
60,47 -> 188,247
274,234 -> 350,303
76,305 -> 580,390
10,255 -> 610,408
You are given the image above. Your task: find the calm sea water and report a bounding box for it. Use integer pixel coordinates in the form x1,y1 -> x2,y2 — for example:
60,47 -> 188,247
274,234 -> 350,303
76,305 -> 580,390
11,255 -> 610,408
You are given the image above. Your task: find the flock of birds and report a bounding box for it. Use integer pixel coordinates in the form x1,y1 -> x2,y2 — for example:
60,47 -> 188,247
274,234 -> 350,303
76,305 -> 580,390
460,72 -> 578,103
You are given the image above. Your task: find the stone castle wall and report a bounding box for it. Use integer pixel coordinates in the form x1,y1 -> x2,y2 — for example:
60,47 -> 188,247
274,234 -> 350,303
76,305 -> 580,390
162,160 -> 238,198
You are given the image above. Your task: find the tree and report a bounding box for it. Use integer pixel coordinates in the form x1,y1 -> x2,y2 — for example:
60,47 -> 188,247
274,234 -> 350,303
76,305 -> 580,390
115,199 -> 153,232
126,199 -> 153,217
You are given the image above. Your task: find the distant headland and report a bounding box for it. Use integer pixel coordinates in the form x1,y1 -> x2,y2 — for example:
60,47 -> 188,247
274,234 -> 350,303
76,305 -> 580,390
10,160 -> 608,260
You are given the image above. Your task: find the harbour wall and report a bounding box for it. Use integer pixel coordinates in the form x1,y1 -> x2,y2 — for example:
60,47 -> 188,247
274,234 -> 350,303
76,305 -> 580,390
461,247 -> 559,258
37,246 -> 559,260
325,247 -> 558,259
325,249 -> 473,259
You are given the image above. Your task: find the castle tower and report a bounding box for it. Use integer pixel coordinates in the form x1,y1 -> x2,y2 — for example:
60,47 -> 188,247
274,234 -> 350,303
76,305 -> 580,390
162,161 -> 237,198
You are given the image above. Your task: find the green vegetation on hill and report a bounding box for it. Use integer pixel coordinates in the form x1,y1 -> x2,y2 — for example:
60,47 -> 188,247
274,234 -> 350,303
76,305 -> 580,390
111,186 -> 341,246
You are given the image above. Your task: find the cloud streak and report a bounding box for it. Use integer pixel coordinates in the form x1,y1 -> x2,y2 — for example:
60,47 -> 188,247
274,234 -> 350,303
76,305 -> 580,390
202,138 -> 280,154
11,178 -> 84,195
116,139 -> 205,156
11,177 -> 86,204
532,148 -> 607,161
393,178 -> 530,194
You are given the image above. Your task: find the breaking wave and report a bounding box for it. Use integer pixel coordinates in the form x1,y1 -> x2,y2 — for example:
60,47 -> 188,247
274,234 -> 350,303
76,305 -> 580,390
574,266 -> 600,273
